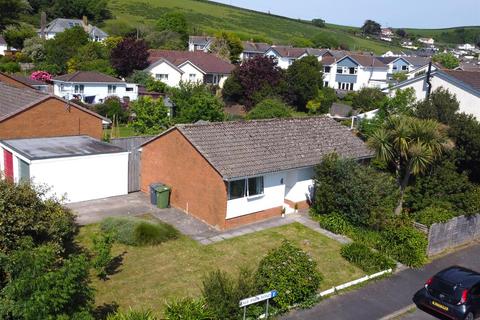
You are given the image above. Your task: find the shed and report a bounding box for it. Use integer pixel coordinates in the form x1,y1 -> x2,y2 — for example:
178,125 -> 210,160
0,135 -> 129,202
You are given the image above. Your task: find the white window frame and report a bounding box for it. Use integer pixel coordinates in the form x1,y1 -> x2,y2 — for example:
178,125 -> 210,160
324,66 -> 331,73
189,73 -> 196,82
155,74 -> 169,81
228,176 -> 265,200
323,81 -> 329,87
74,84 -> 84,94
337,67 -> 343,74
401,65 -> 408,71
108,85 -> 116,94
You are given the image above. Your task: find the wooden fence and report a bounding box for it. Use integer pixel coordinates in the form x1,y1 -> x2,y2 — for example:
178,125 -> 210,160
110,136 -> 154,192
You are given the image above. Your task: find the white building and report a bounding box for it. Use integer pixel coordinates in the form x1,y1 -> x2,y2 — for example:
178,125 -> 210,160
240,41 -> 271,61
457,44 -> 476,51
188,36 -> 215,52
0,135 -> 128,203
52,71 -> 138,104
0,36 -> 7,56
264,46 -> 307,69
418,38 -> 435,46
39,18 -> 108,41
386,69 -> 480,120
146,50 -> 235,88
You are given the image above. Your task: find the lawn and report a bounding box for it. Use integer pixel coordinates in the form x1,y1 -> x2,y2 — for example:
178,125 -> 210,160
104,124 -> 137,138
78,220 -> 363,316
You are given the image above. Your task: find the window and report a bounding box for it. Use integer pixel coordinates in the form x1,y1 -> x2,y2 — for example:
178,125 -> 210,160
108,85 -> 116,94
189,73 -> 196,81
338,82 -> 354,91
60,84 -> 65,92
336,67 -> 343,74
228,176 -> 264,200
155,74 -> 169,81
288,59 -> 295,65
348,67 -> 357,74
392,65 -> 398,71
401,65 -> 408,71
323,81 -> 329,87
18,159 -> 30,182
126,87 -> 133,91
324,66 -> 331,73
74,84 -> 84,94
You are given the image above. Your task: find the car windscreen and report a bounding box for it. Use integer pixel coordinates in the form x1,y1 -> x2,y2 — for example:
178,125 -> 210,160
428,277 -> 463,304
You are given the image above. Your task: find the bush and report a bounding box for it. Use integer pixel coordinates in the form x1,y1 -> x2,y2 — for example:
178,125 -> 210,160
246,98 -> 293,120
380,226 -> 427,267
415,206 -> 456,227
317,212 -> 353,235
341,242 -> 396,274
91,232 -> 114,279
94,97 -> 129,123
256,241 -> 322,310
0,61 -> 21,73
106,309 -> 157,320
165,297 -> 213,320
100,217 -> 179,246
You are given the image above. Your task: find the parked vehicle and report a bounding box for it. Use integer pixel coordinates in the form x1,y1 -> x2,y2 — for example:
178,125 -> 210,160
413,266 -> 480,320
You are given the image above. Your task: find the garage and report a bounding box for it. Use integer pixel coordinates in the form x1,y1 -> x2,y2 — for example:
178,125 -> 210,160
0,135 -> 129,202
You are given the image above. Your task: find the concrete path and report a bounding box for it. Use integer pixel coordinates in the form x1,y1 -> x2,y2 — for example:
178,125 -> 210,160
281,241 -> 480,320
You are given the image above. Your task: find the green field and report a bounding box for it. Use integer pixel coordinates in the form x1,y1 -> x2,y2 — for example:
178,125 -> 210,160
404,26 -> 480,46
104,0 -> 401,54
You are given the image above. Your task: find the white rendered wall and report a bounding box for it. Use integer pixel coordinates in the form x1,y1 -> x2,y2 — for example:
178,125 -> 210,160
53,82 -> 137,103
148,62 -> 183,87
29,152 -> 129,203
179,63 -> 204,84
284,167 -> 314,203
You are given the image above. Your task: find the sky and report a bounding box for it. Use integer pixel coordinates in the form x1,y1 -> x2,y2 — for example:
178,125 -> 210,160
214,0 -> 480,29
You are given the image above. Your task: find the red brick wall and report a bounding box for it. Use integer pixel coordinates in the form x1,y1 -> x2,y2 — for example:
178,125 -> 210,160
140,129 -> 228,229
0,98 -> 103,139
284,199 -> 310,210
224,206 -> 283,229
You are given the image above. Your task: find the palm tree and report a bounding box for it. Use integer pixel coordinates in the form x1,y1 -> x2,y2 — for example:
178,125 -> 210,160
367,115 -> 452,214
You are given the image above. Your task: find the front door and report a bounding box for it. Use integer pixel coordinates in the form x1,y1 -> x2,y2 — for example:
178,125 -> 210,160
3,149 -> 13,180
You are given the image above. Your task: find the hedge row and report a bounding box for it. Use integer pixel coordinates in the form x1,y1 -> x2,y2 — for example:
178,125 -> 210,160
341,242 -> 396,274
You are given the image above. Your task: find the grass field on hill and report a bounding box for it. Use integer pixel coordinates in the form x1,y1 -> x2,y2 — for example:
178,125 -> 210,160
405,26 -> 480,45
105,0 -> 400,54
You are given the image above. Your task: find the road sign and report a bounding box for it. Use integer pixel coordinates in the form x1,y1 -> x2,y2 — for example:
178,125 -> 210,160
239,290 -> 278,308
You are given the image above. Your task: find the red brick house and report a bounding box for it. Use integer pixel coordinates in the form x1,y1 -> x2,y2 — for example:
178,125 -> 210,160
140,117 -> 372,230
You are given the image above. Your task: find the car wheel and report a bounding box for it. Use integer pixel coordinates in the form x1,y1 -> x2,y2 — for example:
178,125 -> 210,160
464,312 -> 474,320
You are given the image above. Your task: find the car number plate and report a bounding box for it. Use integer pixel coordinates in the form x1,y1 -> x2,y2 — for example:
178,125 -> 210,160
432,300 -> 449,311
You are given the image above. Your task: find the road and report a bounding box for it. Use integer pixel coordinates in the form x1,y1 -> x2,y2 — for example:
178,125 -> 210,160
281,242 -> 480,320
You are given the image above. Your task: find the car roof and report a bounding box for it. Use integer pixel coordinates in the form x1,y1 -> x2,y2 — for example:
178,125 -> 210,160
435,266 -> 480,288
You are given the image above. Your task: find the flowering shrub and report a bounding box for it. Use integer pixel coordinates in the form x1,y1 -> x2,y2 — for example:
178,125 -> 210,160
30,70 -> 52,82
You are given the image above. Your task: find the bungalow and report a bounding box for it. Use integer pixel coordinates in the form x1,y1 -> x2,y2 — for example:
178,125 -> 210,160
0,135 -> 128,202
322,54 -> 389,91
146,50 -> 235,88
140,117 -> 372,230
39,17 -> 108,41
386,69 -> 480,120
240,41 -> 271,61
188,36 -> 215,52
52,71 -> 138,104
0,82 -> 104,139
264,46 -> 307,69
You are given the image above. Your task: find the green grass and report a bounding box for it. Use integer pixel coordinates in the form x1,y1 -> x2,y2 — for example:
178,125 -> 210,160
104,124 -> 137,138
78,220 -> 363,316
404,26 -> 480,45
104,0 -> 401,54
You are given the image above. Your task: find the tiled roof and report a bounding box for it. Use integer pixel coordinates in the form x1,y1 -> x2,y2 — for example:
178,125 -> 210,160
404,56 -> 430,67
53,71 -> 124,83
0,82 -> 103,122
147,117 -> 373,179
43,18 -> 107,38
189,36 -> 215,46
242,41 -> 270,53
321,56 -> 336,66
10,75 -> 47,86
347,54 -> 387,68
269,46 -> 307,58
443,70 -> 480,91
148,50 -> 235,74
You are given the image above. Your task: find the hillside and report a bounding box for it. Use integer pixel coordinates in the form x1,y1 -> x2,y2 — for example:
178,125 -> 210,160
404,26 -> 480,46
105,0 -> 400,54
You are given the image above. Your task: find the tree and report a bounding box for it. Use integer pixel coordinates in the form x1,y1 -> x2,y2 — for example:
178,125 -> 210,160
94,97 -> 128,123
145,30 -> 186,50
392,72 -> 408,82
246,98 -> 293,120
415,87 -> 459,125
0,0 -> 30,31
68,41 -> 116,75
3,23 -> 36,49
48,0 -> 111,23
396,29 -> 407,38
209,31 -> 243,64
130,97 -> 171,135
367,116 -> 451,214
156,11 -> 188,46
170,82 -> 225,123
432,52 -> 460,69
285,55 -> 323,111
312,18 -> 325,28
110,38 -> 149,77
306,87 -> 337,114
22,36 -> 46,63
352,87 -> 387,112
361,20 -> 381,35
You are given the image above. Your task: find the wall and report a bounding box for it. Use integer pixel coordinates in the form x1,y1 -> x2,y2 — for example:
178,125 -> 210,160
179,62 -> 204,84
53,82 -> 137,104
140,129 -> 228,229
427,214 -> 480,256
0,97 -> 103,139
284,167 -> 314,203
147,62 -> 183,87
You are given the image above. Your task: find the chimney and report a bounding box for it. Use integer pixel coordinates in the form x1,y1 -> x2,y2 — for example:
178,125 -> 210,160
82,15 -> 88,30
40,11 -> 46,39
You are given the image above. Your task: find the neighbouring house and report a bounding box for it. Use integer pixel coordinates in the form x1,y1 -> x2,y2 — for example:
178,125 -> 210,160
39,17 -> 108,41
386,69 -> 480,120
322,54 -> 389,91
188,36 -> 215,52
418,38 -> 435,46
0,36 -> 7,55
458,44 -> 476,51
0,72 -> 35,89
0,135 -> 128,202
52,71 -> 138,104
146,50 -> 235,88
378,56 -> 430,79
9,74 -> 50,92
381,28 -> 394,37
0,82 -> 104,139
140,117 -> 372,230
456,60 -> 480,72
264,46 -> 307,69
240,41 -> 271,61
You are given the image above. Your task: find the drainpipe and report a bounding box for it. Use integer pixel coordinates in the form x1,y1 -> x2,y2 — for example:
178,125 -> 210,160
425,61 -> 433,99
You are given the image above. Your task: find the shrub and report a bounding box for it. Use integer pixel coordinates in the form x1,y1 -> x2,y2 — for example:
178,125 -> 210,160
106,309 -> 157,320
341,242 -> 396,274
256,240 -> 322,310
91,232 -> 114,279
415,206 -> 456,226
246,98 -> 293,120
380,226 -> 427,267
100,217 -> 179,246
317,212 -> 353,235
165,297 -> 213,320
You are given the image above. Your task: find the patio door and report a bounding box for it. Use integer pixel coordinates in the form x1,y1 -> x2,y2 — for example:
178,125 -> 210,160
3,149 -> 13,180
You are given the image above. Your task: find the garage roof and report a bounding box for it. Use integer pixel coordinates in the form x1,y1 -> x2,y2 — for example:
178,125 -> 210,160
1,135 -> 127,160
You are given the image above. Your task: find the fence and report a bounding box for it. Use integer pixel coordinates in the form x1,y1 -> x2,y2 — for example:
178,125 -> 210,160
110,136 -> 154,192
425,214 -> 480,256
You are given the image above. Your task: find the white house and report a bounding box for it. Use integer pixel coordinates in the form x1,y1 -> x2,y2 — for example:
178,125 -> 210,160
0,36 -> 7,56
146,50 -> 235,88
386,69 -> 480,120
264,46 -> 307,69
39,18 -> 108,41
52,71 -> 138,104
418,38 -> 435,46
188,36 -> 215,52
380,56 -> 430,78
322,54 -> 389,91
240,41 -> 271,61
0,135 -> 128,203
140,117 -> 373,230
458,44 -> 476,51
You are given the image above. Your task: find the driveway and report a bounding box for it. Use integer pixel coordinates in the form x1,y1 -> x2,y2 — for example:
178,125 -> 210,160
281,242 -> 480,320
